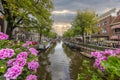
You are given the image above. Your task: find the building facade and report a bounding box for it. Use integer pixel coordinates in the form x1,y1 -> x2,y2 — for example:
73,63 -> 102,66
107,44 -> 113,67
110,10 -> 120,46
91,8 -> 118,42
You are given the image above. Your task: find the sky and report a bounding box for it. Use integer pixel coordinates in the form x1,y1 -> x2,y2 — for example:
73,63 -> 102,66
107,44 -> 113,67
52,0 -> 120,25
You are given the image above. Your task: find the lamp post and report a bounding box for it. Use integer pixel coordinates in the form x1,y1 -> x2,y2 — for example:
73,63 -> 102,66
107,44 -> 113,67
118,34 -> 120,48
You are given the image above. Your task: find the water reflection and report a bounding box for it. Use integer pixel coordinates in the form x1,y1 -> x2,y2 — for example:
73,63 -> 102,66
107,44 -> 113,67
63,44 -> 93,80
37,41 -> 93,80
48,41 -> 70,80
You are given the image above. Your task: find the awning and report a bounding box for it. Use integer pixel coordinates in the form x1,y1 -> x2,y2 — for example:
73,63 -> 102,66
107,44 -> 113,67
110,35 -> 120,40
111,25 -> 120,29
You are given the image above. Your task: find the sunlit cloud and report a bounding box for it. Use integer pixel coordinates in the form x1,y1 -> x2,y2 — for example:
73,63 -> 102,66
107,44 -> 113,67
52,0 -> 120,24
52,10 -> 76,15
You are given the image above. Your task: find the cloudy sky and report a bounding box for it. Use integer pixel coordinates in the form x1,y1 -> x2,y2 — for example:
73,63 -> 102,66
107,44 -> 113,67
52,0 -> 120,24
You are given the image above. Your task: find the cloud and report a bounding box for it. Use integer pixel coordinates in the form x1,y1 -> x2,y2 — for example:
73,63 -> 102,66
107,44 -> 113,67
52,10 -> 76,15
52,0 -> 120,24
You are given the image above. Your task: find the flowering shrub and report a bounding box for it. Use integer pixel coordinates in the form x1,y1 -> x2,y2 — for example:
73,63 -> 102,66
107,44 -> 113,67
28,60 -> 39,72
0,32 -> 39,80
78,49 -> 120,80
91,49 -> 120,71
0,32 -> 8,40
26,74 -> 37,80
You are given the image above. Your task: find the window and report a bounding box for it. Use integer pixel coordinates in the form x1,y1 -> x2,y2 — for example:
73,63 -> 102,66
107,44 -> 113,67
115,28 -> 120,33
102,21 -> 107,26
97,23 -> 100,27
102,28 -> 106,33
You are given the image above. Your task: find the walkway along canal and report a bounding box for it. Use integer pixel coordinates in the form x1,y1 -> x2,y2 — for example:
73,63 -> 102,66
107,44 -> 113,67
37,41 -> 93,80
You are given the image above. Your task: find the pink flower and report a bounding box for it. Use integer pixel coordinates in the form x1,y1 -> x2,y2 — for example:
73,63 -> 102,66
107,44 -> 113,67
0,32 -> 9,40
26,41 -> 33,45
4,65 -> 23,80
113,49 -> 120,55
93,58 -> 101,67
28,60 -> 39,72
91,48 -> 120,71
17,52 -> 28,59
13,58 -> 26,67
22,43 -> 28,48
0,48 -> 15,59
26,74 -> 37,80
91,51 -> 102,58
29,48 -> 38,56
7,58 -> 16,67
22,41 -> 32,48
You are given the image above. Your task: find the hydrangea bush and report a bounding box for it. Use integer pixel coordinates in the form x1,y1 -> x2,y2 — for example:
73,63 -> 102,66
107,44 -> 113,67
0,32 -> 39,80
78,48 -> 120,80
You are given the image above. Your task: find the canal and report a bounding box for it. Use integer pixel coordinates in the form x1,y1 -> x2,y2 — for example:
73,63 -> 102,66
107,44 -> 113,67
38,41 -> 93,80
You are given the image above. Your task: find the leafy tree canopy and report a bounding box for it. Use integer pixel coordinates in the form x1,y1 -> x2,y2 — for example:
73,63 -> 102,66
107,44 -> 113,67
0,0 -> 53,38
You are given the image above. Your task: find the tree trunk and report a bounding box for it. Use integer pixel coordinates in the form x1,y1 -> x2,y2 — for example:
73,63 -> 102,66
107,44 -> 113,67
6,22 -> 14,40
0,19 -> 4,32
39,33 -> 42,43
82,33 -> 84,44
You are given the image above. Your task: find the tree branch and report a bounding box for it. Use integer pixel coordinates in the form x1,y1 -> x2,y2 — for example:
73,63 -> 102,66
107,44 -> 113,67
13,17 -> 23,28
16,17 -> 23,24
0,10 -> 5,15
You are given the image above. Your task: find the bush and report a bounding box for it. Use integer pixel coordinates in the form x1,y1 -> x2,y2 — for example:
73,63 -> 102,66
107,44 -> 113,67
0,32 -> 39,80
78,49 -> 120,80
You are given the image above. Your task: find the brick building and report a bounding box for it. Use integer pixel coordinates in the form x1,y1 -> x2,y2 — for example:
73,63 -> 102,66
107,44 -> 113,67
91,8 -> 117,42
110,10 -> 120,46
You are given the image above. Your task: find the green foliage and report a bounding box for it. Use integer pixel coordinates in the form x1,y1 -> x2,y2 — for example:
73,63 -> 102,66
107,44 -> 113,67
0,61 -> 7,74
0,40 -> 38,79
63,10 -> 98,39
63,28 -> 75,38
48,32 -> 57,38
77,60 -> 104,80
72,10 -> 98,35
101,56 -> 120,79
78,56 -> 120,80
1,0 -> 53,38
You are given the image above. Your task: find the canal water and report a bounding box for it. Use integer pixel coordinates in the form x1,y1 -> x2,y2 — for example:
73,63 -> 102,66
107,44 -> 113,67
38,41 -> 93,80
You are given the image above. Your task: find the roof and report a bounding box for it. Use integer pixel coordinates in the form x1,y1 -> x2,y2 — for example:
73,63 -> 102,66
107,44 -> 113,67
98,8 -> 116,19
112,15 -> 120,24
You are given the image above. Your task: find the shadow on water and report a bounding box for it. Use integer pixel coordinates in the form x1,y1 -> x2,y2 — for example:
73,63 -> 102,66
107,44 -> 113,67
37,41 -> 93,80
37,43 -> 56,80
62,44 -> 93,80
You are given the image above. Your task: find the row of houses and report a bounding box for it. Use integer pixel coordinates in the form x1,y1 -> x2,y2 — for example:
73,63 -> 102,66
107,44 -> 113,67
90,8 -> 120,44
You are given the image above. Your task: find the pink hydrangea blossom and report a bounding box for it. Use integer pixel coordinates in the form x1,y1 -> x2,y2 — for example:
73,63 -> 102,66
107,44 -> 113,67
0,32 -> 9,40
26,41 -> 33,45
17,52 -> 28,59
28,60 -> 39,72
13,58 -> 26,67
91,48 -> 120,71
91,51 -> 102,58
26,74 -> 37,80
4,65 -> 23,80
0,48 -> 15,59
104,49 -> 114,56
7,58 -> 16,67
22,41 -> 32,48
29,48 -> 38,56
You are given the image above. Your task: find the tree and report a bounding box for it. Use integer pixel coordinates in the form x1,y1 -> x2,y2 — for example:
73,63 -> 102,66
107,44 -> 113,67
72,10 -> 98,43
48,31 -> 57,38
0,0 -> 53,39
63,28 -> 75,38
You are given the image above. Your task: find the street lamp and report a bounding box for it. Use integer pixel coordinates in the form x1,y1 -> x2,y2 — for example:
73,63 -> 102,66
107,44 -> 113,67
118,34 -> 120,48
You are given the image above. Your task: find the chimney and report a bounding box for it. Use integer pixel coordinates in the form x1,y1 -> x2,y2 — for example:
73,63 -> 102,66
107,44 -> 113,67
117,10 -> 120,15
